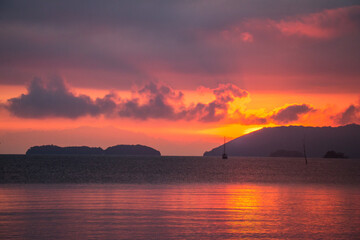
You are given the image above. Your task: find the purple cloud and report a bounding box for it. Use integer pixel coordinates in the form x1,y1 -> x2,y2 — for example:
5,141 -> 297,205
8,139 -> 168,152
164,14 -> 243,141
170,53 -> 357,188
118,82 -> 248,122
118,82 -> 182,120
334,104 -> 360,125
272,104 -> 314,124
192,84 -> 248,122
5,77 -> 116,118
235,113 -> 268,125
4,78 -> 322,125
4,78 -> 249,121
0,1 -> 359,93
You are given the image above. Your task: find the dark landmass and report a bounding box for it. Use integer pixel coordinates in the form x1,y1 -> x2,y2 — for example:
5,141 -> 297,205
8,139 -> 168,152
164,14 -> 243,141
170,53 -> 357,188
104,145 -> 160,156
204,124 -> 360,158
26,144 -> 161,156
269,149 -> 303,158
324,150 -> 348,159
26,145 -> 103,155
0,155 -> 359,184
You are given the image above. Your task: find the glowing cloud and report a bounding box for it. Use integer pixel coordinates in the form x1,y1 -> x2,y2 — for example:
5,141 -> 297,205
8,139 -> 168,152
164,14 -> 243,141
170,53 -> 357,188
334,103 -> 360,125
118,82 -> 183,120
274,5 -> 360,39
4,77 -> 355,128
4,78 -> 249,122
118,82 -> 249,122
271,104 -> 315,124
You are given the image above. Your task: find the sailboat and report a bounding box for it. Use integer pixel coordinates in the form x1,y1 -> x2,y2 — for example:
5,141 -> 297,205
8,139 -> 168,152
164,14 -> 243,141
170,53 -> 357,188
222,137 -> 228,159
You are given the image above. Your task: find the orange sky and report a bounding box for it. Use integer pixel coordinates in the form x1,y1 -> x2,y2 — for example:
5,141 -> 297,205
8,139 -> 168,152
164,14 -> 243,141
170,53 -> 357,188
0,83 -> 358,155
0,2 -> 359,155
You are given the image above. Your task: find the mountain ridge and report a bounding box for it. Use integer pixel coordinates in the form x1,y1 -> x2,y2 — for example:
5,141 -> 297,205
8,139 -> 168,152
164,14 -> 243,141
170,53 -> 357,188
204,124 -> 360,158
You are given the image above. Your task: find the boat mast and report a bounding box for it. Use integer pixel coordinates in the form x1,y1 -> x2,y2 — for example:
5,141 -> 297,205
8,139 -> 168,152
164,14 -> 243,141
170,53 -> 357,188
223,136 -> 226,155
222,136 -> 228,159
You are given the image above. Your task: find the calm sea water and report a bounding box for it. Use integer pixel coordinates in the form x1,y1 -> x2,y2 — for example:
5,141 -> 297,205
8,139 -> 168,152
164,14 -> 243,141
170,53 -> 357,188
0,157 -> 359,239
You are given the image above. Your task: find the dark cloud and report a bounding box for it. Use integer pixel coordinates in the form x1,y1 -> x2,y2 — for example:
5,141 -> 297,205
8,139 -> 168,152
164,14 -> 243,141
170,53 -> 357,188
232,103 -> 316,126
0,78 -> 336,126
118,82 -> 182,120
192,84 -> 248,122
0,1 -> 359,92
334,104 -> 360,125
118,82 -> 248,122
271,104 -> 314,124
5,77 -> 116,118
235,113 -> 268,125
4,78 -> 250,121
1,0 -> 356,29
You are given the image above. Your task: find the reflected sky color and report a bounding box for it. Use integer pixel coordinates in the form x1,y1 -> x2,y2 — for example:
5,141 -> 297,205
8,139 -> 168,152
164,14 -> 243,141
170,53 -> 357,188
0,184 -> 359,239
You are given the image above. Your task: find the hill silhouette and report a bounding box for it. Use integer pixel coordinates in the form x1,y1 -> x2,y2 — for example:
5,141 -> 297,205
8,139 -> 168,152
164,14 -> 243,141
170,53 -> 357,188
26,144 -> 161,156
204,124 -> 360,158
104,145 -> 160,156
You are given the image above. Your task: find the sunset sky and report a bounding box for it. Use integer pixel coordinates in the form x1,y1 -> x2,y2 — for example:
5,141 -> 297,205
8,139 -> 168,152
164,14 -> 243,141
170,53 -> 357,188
0,0 -> 359,155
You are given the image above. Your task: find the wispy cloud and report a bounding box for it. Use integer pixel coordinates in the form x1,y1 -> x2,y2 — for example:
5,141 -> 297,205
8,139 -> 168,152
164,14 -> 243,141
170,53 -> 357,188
273,5 -> 360,39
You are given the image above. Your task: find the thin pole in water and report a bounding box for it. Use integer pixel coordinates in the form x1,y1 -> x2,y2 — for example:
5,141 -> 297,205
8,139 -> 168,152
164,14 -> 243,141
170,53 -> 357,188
303,136 -> 308,165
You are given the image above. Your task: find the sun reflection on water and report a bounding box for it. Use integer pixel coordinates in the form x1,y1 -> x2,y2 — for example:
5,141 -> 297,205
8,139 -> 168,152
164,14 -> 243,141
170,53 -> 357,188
0,184 -> 359,239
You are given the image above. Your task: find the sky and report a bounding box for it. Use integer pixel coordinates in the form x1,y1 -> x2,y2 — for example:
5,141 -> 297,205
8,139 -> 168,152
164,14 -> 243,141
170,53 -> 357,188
0,0 -> 359,155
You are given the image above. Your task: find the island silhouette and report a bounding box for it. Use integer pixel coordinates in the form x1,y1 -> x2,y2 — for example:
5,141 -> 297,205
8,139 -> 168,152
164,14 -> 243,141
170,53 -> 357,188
323,150 -> 348,159
0,124 -> 359,184
26,144 -> 161,156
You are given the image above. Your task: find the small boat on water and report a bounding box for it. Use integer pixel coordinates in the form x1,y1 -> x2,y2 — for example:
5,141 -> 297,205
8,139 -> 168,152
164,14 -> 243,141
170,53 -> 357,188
222,137 -> 228,159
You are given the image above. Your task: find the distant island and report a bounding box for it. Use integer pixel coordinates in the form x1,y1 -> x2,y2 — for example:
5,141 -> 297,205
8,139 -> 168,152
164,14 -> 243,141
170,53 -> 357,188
104,145 -> 161,156
26,144 -> 161,156
323,150 -> 348,159
204,124 -> 360,158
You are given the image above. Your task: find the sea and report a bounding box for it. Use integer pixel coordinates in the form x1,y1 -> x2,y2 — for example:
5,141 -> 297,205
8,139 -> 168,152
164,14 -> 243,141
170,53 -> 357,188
0,156 -> 359,239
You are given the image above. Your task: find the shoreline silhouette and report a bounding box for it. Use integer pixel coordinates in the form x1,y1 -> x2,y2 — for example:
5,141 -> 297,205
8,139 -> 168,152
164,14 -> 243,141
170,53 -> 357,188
204,124 -> 360,158
26,144 -> 161,156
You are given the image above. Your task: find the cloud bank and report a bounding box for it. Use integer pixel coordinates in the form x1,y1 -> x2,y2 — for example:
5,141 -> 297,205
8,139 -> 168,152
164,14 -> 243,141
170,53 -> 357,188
4,77 -> 321,125
0,2 -> 359,92
119,82 -> 248,122
5,77 -> 250,121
